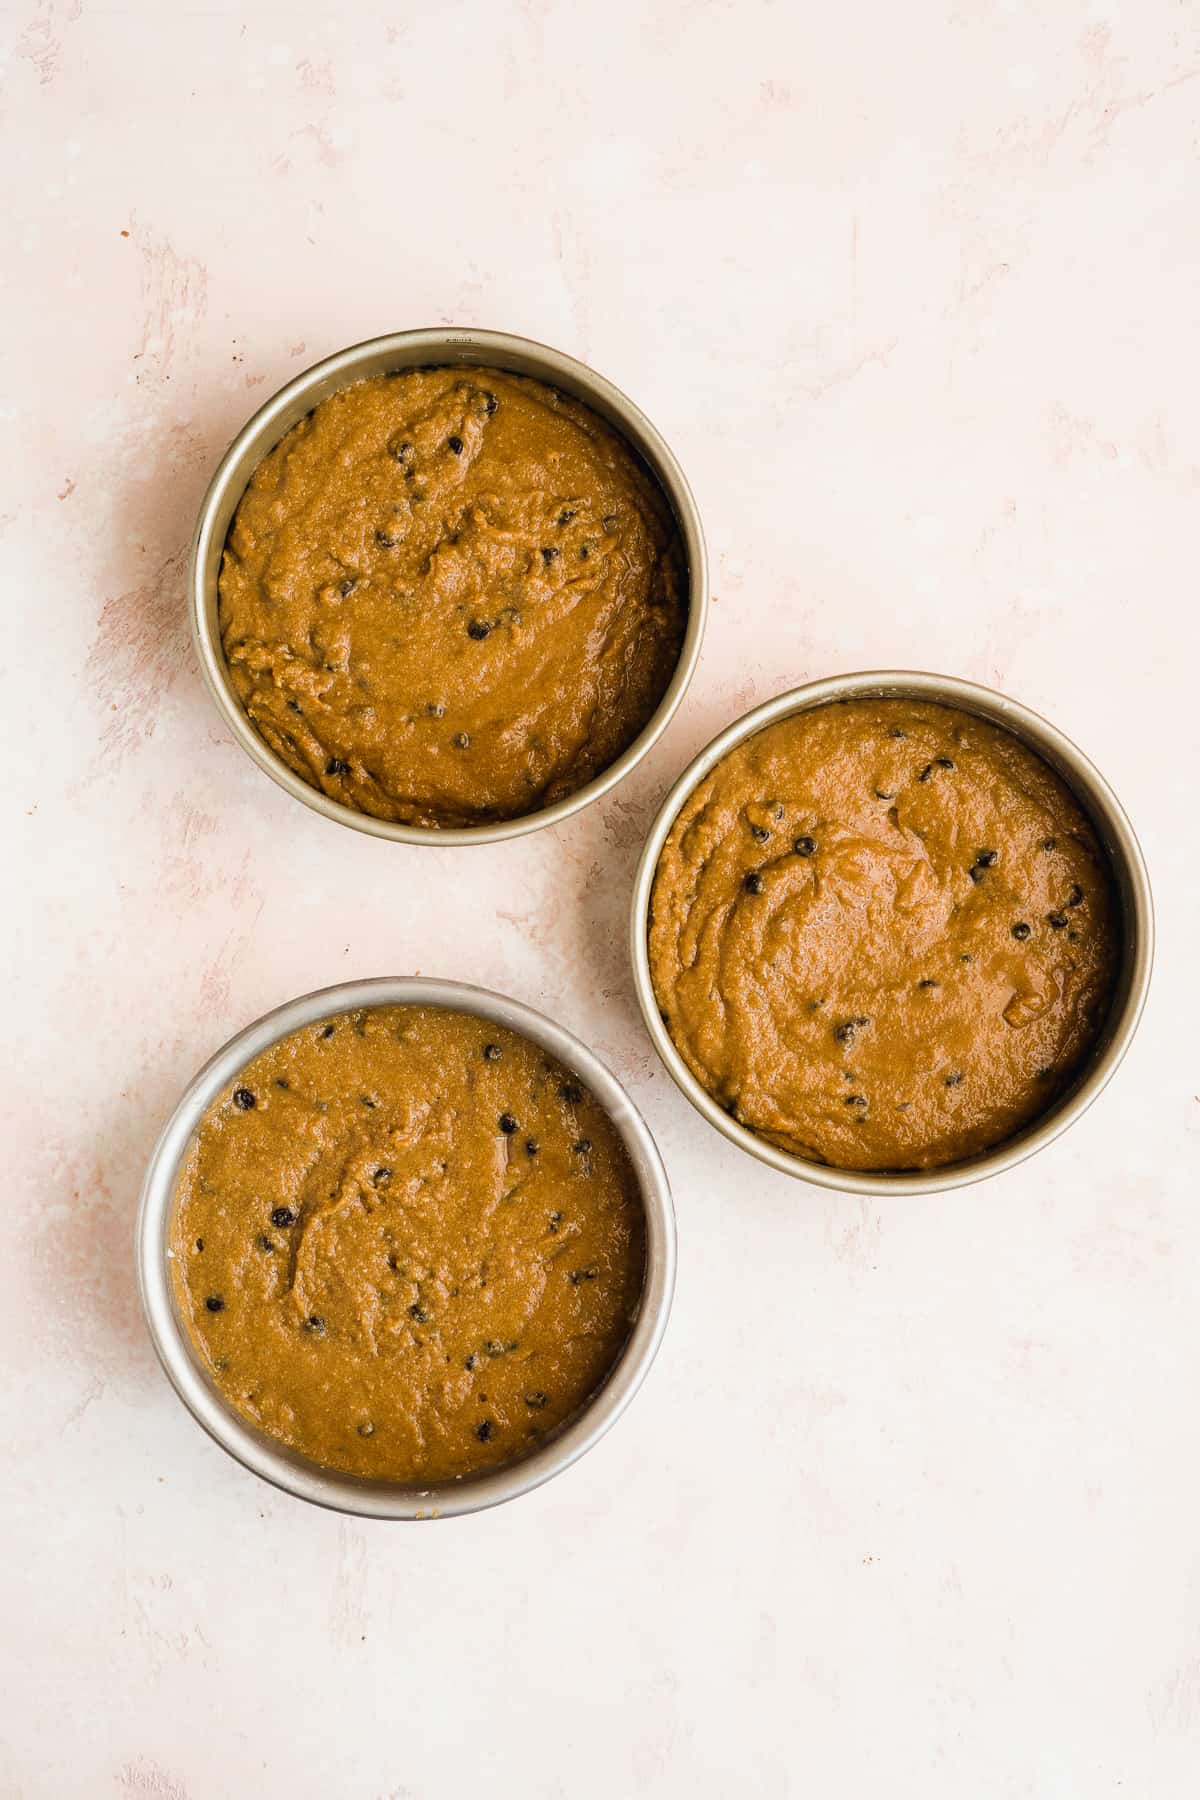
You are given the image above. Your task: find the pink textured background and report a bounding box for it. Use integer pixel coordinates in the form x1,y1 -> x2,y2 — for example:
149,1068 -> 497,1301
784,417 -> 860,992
3,2 -> 1199,1795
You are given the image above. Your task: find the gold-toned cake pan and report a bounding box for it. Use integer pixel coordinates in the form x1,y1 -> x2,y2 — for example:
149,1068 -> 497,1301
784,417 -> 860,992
629,670 -> 1153,1197
137,978 -> 676,1519
190,327 -> 707,845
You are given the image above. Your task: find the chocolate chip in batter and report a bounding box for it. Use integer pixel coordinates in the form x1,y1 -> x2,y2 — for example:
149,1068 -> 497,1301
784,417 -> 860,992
194,1237 -> 205,1252
572,1138 -> 593,1156
1047,911 -> 1068,929
408,1304 -> 430,1323
498,1112 -> 520,1135
447,435 -> 464,455
559,1081 -> 583,1104
233,1088 -> 256,1111
465,1353 -> 479,1371
338,578 -> 358,598
945,1071 -> 963,1087
466,619 -> 491,640
475,1420 -> 494,1442
306,1314 -> 326,1333
541,546 -> 560,563
524,1392 -> 549,1409
1012,922 -> 1032,941
917,978 -> 938,989
558,508 -> 576,525
750,823 -> 771,844
794,835 -> 817,857
569,1267 -> 598,1285
205,1295 -> 225,1313
389,439 -> 414,465
270,1206 -> 296,1228
844,1094 -> 867,1107
453,732 -> 471,750
548,1211 -> 563,1233
579,545 -> 590,559
1042,837 -> 1057,852
357,1421 -> 375,1438
320,1024 -> 336,1039
325,757 -> 351,776
834,1016 -> 870,1045
875,789 -> 896,801
1067,884 -> 1084,907
525,1137 -> 540,1157
483,1043 -> 503,1062
376,528 -> 401,548
743,871 -> 765,894
372,1167 -> 392,1187
482,392 -> 498,415
256,1235 -> 275,1252
936,757 -> 956,770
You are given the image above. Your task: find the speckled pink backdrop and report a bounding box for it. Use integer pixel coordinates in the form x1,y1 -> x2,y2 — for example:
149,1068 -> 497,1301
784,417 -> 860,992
3,2 -> 1199,1795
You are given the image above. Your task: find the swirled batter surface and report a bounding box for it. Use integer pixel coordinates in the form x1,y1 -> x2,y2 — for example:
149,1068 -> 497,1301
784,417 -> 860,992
172,1006 -> 645,1481
649,699 -> 1120,1171
218,366 -> 686,827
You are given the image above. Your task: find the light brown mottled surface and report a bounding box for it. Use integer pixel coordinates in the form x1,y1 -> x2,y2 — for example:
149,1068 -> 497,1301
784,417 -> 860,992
219,367 -> 686,827
650,700 -> 1120,1170
172,1005 -> 645,1481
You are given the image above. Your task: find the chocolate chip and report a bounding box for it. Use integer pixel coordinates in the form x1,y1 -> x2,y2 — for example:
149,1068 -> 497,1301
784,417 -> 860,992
1042,837 -> 1057,852
1012,922 -> 1032,941
453,731 -> 471,749
357,1421 -> 375,1438
559,1081 -> 583,1104
320,1024 -> 335,1039
572,1139 -> 593,1156
844,1095 -> 867,1107
918,764 -> 934,782
1047,911 -> 1068,929
408,1303 -> 429,1323
233,1088 -> 256,1110
205,1295 -> 224,1313
483,1043 -> 503,1062
1066,884 -> 1084,907
373,1167 -> 392,1186
426,701 -> 445,718
325,757 -> 350,776
750,823 -> 771,843
498,1113 -> 519,1134
306,1314 -> 325,1332
466,618 -> 491,640
917,978 -> 938,989
256,1235 -> 275,1252
275,1077 -> 290,1090
360,1095 -> 378,1109
390,440 -> 413,464
794,835 -> 817,856
475,1420 -> 494,1442
541,546 -> 560,563
524,1392 -> 549,1409
579,545 -> 590,559
548,1211 -> 563,1233
875,789 -> 896,801
525,1138 -> 540,1157
465,1354 -> 479,1371
569,1267 -> 598,1285
194,1237 -> 204,1252
975,849 -> 998,868
834,1016 -> 869,1045
558,508 -> 576,525
945,1071 -> 963,1087
339,578 -> 357,597
936,756 -> 955,770
375,528 -> 400,547
482,392 -> 498,415
889,727 -> 907,739
743,871 -> 765,894
270,1206 -> 295,1228
448,435 -> 464,455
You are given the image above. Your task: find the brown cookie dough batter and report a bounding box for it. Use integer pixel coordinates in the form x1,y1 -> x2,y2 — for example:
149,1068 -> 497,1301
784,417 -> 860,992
172,1006 -> 645,1481
218,366 -> 687,827
649,698 -> 1120,1171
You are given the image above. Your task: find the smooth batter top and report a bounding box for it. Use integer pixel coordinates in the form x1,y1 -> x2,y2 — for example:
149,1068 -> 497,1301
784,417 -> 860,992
218,366 -> 687,827
171,1006 -> 646,1482
649,698 -> 1120,1171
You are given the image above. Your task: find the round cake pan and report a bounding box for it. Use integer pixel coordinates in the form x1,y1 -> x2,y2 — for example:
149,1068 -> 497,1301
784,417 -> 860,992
136,977 -> 676,1519
190,327 -> 708,845
630,670 -> 1154,1197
